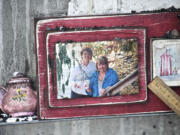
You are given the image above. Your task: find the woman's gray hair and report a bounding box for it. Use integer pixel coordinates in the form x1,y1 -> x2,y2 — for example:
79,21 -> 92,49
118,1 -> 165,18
96,56 -> 109,70
80,47 -> 93,59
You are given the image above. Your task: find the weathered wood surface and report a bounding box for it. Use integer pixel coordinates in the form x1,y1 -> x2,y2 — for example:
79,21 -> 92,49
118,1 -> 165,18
35,12 -> 180,119
46,29 -> 146,108
148,76 -> 180,117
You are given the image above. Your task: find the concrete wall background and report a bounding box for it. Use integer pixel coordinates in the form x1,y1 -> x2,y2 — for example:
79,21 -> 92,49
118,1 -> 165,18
0,0 -> 180,134
0,0 -> 69,86
68,0 -> 180,15
0,114 -> 180,135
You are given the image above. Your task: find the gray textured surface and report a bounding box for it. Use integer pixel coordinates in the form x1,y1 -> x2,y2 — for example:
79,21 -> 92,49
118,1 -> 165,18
68,0 -> 180,15
0,114 -> 180,135
0,0 -> 68,87
0,0 -> 180,135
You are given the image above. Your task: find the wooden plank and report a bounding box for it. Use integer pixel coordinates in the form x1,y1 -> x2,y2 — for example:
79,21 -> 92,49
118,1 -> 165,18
148,76 -> 180,117
35,12 -> 180,119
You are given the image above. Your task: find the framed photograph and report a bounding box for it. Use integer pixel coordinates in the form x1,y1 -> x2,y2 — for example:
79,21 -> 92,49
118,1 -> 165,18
46,28 -> 147,108
35,12 -> 180,119
151,39 -> 180,86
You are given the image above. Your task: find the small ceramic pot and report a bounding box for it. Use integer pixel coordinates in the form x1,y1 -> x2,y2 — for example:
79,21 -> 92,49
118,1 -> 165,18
1,72 -> 37,117
0,86 -> 7,110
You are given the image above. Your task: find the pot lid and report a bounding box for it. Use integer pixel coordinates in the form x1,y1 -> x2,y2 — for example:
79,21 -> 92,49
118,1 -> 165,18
7,72 -> 30,84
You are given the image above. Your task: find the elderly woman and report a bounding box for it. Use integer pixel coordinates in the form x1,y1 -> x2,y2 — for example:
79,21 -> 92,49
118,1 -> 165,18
87,56 -> 119,97
69,47 -> 96,98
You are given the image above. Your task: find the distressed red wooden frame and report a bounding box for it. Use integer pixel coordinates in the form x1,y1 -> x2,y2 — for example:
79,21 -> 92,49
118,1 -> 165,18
35,12 -> 180,119
46,28 -> 147,108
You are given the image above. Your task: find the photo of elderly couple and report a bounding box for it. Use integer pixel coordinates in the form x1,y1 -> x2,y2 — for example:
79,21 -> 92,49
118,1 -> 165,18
56,39 -> 139,99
